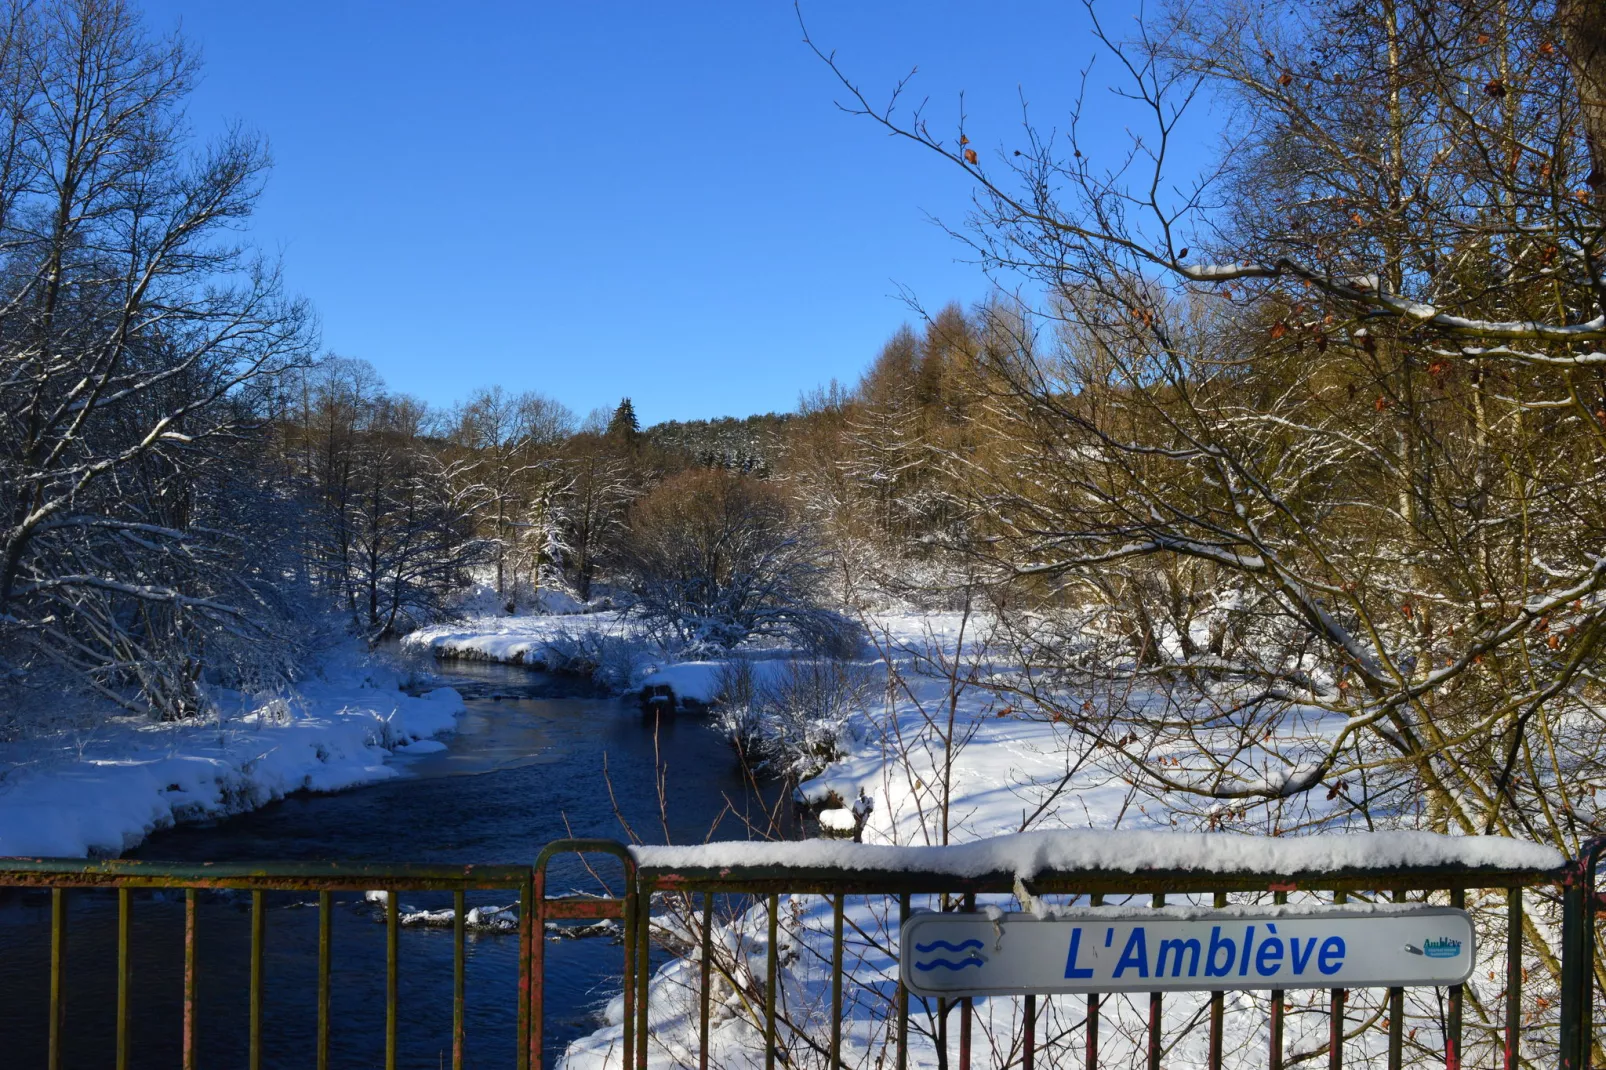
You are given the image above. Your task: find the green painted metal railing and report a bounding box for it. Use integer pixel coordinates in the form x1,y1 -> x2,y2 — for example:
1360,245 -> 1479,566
1,837 -> 1601,1069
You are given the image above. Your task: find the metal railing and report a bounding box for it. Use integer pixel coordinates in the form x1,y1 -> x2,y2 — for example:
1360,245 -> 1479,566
0,857 -> 552,1070
0,837 -> 1599,1069
632,842 -> 1601,1070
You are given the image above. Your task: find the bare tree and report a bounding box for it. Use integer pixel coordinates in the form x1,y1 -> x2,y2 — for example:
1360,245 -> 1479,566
623,467 -> 857,655
348,395 -> 481,639
557,431 -> 635,601
807,0 -> 1606,849
450,386 -> 572,608
0,0 -> 312,716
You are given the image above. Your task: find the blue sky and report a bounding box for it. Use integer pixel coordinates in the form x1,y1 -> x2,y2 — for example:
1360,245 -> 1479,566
138,1 -> 1183,425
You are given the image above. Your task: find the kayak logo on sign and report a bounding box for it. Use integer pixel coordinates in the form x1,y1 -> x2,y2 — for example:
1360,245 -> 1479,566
914,938 -> 986,973
1422,937 -> 1462,959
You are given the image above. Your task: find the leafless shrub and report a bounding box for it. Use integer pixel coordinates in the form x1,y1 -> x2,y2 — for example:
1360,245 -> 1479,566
622,468 -> 861,658
713,656 -> 879,778
541,626 -> 657,691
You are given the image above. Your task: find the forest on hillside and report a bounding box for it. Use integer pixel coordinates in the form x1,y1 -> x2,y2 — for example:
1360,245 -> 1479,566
4,0 -> 1606,858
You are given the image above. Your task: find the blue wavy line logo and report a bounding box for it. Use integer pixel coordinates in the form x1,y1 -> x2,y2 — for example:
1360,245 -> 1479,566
915,939 -> 985,954
914,957 -> 984,972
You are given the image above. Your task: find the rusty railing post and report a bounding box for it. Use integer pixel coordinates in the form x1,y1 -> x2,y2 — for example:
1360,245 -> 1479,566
1559,839 -> 1603,1070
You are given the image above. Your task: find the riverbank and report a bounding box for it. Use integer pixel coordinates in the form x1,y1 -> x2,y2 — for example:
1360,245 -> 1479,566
404,610 -> 791,705
403,610 -> 634,669
0,645 -> 465,858
405,608 -> 1125,834
461,605 -> 1552,1070
406,607 -> 1157,1065
0,657 -> 774,1068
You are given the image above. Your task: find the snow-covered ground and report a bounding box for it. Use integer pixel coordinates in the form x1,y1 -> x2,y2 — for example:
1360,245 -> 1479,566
401,608 -> 1557,1070
18,600 -> 1553,1066
404,610 -> 635,668
0,647 -> 465,857
403,610 -> 801,701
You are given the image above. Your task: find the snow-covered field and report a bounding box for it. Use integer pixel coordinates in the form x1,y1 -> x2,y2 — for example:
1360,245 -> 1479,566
0,648 -> 465,857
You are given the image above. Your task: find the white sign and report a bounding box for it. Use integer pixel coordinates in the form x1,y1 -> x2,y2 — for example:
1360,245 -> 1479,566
899,908 -> 1474,998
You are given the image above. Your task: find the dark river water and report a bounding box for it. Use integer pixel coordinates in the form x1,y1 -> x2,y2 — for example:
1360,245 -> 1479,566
0,658 -> 784,1068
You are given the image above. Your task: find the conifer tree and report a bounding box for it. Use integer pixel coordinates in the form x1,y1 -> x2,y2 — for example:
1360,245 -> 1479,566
607,397 -> 641,439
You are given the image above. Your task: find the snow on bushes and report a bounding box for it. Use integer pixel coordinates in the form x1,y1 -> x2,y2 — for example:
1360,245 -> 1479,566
711,656 -> 878,778
620,468 -> 861,658
403,612 -> 655,688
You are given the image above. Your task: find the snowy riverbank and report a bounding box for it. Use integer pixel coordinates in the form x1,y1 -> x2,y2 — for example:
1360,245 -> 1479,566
396,607 -> 1571,1070
402,606 -> 1193,836
0,650 -> 465,858
404,610 -> 782,704
506,606 -> 1560,1070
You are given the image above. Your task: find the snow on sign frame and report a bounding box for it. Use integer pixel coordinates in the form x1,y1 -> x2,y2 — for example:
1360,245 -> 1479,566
899,907 -> 1476,998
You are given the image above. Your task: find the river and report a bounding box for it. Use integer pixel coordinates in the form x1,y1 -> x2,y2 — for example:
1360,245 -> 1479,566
0,658 -> 784,1068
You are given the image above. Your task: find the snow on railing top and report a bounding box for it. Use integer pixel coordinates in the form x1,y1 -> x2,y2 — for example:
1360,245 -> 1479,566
631,829 -> 1564,880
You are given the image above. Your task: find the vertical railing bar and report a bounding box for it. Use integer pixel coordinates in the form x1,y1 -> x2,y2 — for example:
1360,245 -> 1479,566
386,888 -> 398,1070
1558,845 -> 1597,1070
318,890 -> 331,1070
454,888 -> 466,1070
1584,857 -> 1597,1070
765,892 -> 778,1070
622,875 -> 637,1070
250,890 -> 265,1070
1329,889 -> 1347,1070
117,887 -> 131,1070
518,872 -> 534,1070
636,884 -> 650,1070
699,892 -> 714,1070
1447,887 -> 1463,1070
531,868 -> 546,1070
48,887 -> 66,1070
831,894 -> 845,1070
1387,889 -> 1405,1070
1561,875 -> 1583,1070
937,896 -> 950,1070
1270,889 -> 1286,1070
1088,892 -> 1103,1070
898,892 -> 910,1070
183,888 -> 198,1070
1024,993 -> 1037,1070
1208,891 -> 1225,1070
1147,893 -> 1162,1070
960,891 -> 974,1070
1504,886 -> 1522,1070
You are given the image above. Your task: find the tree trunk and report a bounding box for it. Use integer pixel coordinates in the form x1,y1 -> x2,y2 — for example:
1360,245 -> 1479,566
1560,0 -> 1606,200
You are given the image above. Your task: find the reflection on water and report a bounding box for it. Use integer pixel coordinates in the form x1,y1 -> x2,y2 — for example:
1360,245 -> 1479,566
0,658 -> 785,1068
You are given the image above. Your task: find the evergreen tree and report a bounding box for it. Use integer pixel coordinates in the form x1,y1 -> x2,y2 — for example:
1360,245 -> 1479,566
607,397 -> 641,439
